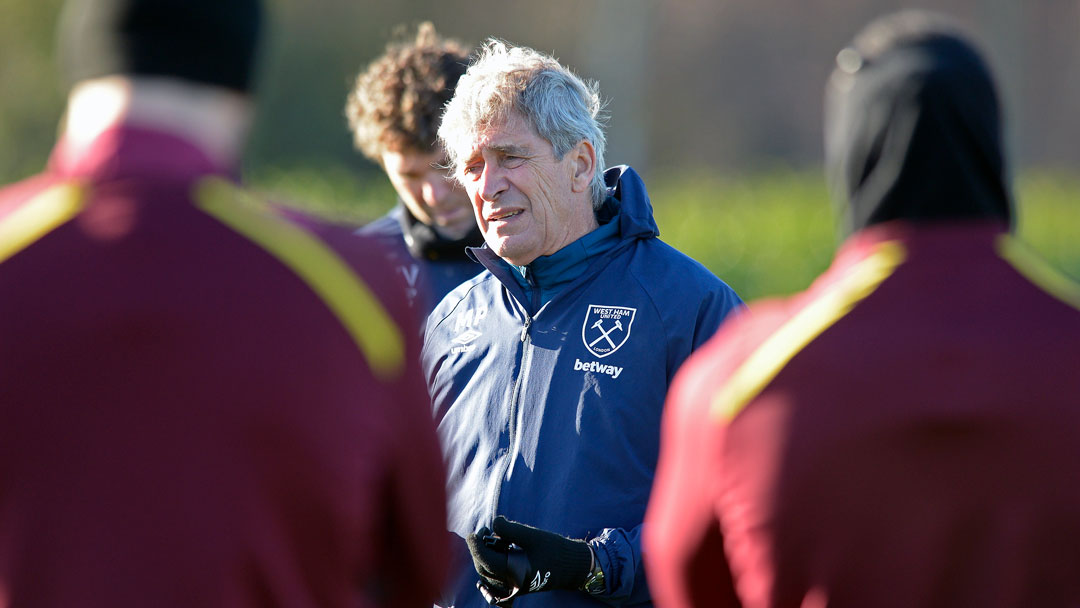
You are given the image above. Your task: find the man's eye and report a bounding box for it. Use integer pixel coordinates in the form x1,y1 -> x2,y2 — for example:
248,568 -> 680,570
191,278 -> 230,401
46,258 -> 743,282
462,164 -> 483,179
503,155 -> 525,168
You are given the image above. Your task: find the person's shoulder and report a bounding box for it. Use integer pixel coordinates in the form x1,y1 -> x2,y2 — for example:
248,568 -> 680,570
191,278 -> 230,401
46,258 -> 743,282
0,172 -> 68,220
636,237 -> 721,279
268,203 -> 363,236
355,208 -> 402,239
627,237 -> 738,300
237,198 -> 417,337
672,294 -> 795,414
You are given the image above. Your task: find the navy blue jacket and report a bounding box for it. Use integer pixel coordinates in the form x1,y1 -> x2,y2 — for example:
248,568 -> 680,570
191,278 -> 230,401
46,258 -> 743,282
356,205 -> 483,316
422,166 -> 743,607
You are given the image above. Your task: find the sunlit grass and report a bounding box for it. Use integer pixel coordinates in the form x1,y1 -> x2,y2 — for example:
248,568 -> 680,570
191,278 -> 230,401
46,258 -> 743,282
248,164 -> 393,225
650,169 -> 838,300
652,169 -> 1079,300
250,166 -> 1079,302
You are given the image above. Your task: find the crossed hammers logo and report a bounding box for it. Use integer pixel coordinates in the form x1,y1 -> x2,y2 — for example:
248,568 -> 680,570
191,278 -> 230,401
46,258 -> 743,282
588,318 -> 623,349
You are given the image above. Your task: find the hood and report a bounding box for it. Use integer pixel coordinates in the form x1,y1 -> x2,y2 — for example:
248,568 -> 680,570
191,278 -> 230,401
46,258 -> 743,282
601,165 -> 659,241
824,15 -> 1013,234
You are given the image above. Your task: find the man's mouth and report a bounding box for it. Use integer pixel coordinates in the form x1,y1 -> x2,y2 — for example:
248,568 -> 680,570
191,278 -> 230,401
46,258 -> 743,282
488,209 -> 522,221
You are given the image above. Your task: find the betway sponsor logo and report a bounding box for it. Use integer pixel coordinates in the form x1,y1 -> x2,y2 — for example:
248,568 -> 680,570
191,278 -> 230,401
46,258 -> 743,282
573,358 -> 624,379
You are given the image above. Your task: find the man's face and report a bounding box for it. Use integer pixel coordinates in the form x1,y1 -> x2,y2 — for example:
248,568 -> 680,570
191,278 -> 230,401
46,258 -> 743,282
457,113 -> 596,266
381,148 -> 475,240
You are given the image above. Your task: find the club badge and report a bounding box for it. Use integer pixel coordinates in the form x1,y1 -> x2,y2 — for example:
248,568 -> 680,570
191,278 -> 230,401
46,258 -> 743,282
581,305 -> 636,358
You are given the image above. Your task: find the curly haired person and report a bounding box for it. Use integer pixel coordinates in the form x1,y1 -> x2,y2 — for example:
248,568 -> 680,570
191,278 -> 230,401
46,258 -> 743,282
347,23 -> 484,315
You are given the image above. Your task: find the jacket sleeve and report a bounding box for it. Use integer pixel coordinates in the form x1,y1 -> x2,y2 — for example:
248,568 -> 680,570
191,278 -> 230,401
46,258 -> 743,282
589,524 -> 651,605
643,348 -> 743,608
694,282 -> 745,351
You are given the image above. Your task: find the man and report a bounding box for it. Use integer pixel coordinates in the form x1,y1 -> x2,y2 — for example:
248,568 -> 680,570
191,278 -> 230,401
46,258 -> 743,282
645,11 -> 1080,608
346,22 -> 484,315
423,40 -> 743,607
0,0 -> 447,605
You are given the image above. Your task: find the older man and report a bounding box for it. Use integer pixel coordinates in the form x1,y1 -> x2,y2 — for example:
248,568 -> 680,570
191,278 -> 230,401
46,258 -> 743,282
346,23 -> 483,315
645,11 -> 1080,608
422,40 -> 743,607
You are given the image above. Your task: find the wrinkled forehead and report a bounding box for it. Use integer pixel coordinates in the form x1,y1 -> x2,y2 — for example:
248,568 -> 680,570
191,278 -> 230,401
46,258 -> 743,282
458,112 -> 539,160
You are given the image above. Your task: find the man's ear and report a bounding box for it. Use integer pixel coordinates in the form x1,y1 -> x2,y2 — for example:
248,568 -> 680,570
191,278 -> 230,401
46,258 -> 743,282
568,139 -> 596,194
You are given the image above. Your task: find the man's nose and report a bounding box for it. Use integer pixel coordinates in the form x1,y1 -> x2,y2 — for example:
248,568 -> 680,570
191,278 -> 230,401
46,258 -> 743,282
478,164 -> 507,201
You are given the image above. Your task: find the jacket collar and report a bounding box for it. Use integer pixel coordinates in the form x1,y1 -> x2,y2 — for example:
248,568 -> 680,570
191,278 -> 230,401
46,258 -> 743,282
467,164 -> 658,310
48,124 -> 235,184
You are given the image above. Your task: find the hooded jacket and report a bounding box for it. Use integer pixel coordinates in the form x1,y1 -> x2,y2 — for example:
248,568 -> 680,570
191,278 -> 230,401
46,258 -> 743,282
646,16 -> 1080,608
423,166 -> 743,607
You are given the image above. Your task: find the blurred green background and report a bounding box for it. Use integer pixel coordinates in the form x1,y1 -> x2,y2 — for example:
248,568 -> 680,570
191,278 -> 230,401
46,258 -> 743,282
261,167 -> 1080,300
3,0 -> 1077,300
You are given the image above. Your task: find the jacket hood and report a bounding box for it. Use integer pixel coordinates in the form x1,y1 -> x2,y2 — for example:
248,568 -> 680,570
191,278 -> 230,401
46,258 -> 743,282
824,15 -> 1013,234
601,165 -> 660,241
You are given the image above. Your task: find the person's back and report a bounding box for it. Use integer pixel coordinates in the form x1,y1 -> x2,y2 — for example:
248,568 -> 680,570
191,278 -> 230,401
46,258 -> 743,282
645,11 -> 1080,607
690,222 -> 1080,606
0,1 -> 447,605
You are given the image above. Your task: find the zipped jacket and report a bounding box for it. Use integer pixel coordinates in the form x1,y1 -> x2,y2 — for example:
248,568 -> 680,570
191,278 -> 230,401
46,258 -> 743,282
422,166 -> 743,607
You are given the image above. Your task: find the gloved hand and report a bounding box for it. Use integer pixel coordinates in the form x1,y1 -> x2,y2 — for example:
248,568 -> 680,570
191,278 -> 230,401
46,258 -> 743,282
466,516 -> 594,606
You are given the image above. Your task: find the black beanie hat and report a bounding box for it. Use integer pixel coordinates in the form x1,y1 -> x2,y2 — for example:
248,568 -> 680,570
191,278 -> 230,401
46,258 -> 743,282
58,0 -> 264,93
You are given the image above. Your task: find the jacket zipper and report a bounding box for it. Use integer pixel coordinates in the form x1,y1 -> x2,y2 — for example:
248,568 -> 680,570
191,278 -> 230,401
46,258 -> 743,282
490,277 -> 539,523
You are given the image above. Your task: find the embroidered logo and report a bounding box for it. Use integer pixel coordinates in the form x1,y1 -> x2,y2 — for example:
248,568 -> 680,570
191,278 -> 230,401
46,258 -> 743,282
450,305 -> 488,354
528,571 -> 551,592
452,329 -> 482,345
581,305 -> 636,358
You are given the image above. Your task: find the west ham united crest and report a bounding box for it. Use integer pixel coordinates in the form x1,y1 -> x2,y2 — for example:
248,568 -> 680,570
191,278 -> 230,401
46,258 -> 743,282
581,305 -> 636,358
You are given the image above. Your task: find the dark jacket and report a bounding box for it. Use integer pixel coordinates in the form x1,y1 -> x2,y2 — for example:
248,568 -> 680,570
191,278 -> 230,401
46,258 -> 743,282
357,205 -> 483,316
423,166 -> 743,608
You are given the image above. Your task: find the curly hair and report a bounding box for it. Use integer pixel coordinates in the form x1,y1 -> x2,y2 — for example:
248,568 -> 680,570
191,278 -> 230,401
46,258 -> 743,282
345,22 -> 469,162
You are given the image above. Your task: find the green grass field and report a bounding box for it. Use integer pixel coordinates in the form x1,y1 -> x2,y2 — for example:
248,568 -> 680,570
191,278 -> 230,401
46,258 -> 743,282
252,167 -> 1080,302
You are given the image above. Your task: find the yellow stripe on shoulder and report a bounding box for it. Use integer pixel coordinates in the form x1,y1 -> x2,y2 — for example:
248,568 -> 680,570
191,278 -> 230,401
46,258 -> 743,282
711,240 -> 906,421
194,177 -> 405,381
0,182 -> 86,264
996,234 -> 1080,312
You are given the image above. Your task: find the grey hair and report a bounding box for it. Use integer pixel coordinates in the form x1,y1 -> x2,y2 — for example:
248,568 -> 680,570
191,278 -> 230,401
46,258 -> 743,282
438,39 -> 609,209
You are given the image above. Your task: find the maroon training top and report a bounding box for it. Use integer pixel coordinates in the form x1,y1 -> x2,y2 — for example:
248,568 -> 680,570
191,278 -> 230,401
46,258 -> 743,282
645,221 -> 1080,608
0,126 -> 447,607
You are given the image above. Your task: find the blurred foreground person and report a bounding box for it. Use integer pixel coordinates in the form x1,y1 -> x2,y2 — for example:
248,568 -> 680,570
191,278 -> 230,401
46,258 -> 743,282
645,11 -> 1080,608
346,22 -> 483,315
0,0 -> 446,605
425,40 -> 742,608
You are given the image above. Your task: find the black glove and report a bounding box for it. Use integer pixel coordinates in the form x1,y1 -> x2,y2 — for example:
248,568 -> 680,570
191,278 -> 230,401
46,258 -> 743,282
466,516 -> 594,606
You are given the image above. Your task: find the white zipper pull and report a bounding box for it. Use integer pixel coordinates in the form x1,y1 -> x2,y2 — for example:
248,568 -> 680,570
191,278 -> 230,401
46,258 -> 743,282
520,316 -> 532,342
